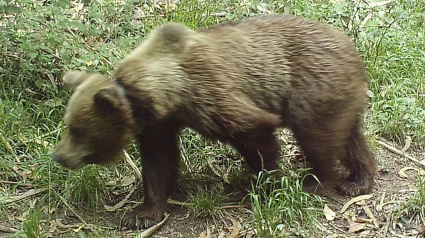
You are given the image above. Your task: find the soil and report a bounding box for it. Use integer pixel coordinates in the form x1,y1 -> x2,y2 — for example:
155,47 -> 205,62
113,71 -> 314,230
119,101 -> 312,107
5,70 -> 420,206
1,137 -> 424,238
138,141 -> 425,238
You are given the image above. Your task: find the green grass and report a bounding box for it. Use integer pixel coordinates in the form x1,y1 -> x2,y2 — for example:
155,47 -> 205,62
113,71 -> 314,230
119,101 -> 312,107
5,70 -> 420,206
395,176 -> 425,228
22,210 -> 42,238
187,186 -> 227,219
248,169 -> 323,237
1,0 -> 425,236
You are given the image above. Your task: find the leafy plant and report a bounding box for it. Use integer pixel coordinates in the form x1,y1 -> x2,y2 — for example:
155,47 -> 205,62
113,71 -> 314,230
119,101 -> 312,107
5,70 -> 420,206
188,186 -> 226,219
22,209 -> 42,238
1,0 -> 425,236
248,169 -> 323,237
395,176 -> 425,227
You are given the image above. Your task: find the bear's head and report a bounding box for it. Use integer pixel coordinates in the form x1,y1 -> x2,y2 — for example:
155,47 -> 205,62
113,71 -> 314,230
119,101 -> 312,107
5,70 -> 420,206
52,71 -> 135,170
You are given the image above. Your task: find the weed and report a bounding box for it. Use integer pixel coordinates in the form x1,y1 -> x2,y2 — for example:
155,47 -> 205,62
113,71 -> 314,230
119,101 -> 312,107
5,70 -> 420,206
188,186 -> 226,219
248,169 -> 323,237
65,166 -> 107,212
1,0 -> 425,236
395,176 -> 425,227
22,209 -> 42,238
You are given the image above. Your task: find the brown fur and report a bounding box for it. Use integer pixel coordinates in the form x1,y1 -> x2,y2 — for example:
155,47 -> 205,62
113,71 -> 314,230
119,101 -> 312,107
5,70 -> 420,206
52,71 -> 135,169
52,14 -> 377,228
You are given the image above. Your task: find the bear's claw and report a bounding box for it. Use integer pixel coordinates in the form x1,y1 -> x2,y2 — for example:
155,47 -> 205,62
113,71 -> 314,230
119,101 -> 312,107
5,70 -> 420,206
122,206 -> 165,229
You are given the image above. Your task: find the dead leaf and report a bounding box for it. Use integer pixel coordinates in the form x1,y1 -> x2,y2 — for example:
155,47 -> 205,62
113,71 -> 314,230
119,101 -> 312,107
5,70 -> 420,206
0,224 -> 18,233
399,166 -> 424,178
366,89 -> 374,98
323,204 -> 336,221
369,0 -> 395,7
104,185 -> 135,211
344,214 -> 366,233
123,150 -> 142,182
353,217 -> 372,223
401,135 -> 412,152
106,175 -> 135,187
376,192 -> 386,212
348,222 -> 366,233
164,3 -> 177,11
12,166 -> 32,180
199,226 -> 212,238
72,225 -> 85,233
340,194 -> 373,213
229,219 -> 241,238
0,188 -> 46,204
362,204 -> 379,227
72,3 -> 84,13
1,132 -> 20,163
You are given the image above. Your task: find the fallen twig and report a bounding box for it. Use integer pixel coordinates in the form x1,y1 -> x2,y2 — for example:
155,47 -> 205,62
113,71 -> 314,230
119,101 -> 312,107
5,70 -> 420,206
377,138 -> 425,167
168,199 -> 193,207
0,131 -> 20,163
340,194 -> 373,213
362,203 -> 379,227
0,180 -> 36,187
219,204 -> 245,210
378,207 -> 394,238
104,184 -> 136,212
18,127 -> 62,147
0,188 -> 46,204
0,224 -> 18,233
57,193 -> 88,226
123,150 -> 142,182
134,213 -> 170,238
207,158 -> 224,178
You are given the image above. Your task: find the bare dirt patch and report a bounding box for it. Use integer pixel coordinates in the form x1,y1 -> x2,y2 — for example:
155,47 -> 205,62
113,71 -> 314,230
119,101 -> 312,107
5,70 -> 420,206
140,142 -> 425,238
1,139 -> 424,238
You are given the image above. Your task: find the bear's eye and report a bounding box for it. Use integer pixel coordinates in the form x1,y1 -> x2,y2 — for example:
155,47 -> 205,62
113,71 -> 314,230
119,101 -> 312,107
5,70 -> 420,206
69,126 -> 84,138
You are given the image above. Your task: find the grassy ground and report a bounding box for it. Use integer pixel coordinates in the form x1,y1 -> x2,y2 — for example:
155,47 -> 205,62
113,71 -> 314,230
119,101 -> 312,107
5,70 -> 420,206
1,0 -> 424,237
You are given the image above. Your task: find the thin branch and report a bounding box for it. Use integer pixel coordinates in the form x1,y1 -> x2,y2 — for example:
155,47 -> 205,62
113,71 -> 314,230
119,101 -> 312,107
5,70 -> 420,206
377,138 -> 425,167
134,214 -> 170,238
0,132 -> 20,163
57,193 -> 88,226
123,150 -> 142,182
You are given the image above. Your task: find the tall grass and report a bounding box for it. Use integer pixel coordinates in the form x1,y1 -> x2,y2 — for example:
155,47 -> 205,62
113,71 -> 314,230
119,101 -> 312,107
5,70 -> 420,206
1,0 -> 424,236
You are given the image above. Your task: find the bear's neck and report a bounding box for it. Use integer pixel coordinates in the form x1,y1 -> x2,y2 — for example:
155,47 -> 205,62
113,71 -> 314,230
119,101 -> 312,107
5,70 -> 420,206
113,81 -> 143,134
115,80 -> 165,133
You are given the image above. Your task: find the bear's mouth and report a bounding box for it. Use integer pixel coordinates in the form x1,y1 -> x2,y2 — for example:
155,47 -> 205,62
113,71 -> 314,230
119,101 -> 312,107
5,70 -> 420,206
52,153 -> 88,170
82,152 -> 116,167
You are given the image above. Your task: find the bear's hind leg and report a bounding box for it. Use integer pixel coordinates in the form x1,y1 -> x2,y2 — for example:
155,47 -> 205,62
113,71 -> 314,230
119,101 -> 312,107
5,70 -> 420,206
291,115 -> 376,196
122,121 -> 180,229
230,131 -> 280,174
290,122 -> 347,194
338,116 -> 376,196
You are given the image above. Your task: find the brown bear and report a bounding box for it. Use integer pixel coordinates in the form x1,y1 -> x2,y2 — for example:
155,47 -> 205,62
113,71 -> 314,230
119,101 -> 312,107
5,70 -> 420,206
52,14 -> 377,228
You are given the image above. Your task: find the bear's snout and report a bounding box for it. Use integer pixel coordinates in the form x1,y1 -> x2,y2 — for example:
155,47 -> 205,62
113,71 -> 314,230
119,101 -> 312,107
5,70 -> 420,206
51,152 -> 68,168
51,152 -> 62,164
51,152 -> 85,170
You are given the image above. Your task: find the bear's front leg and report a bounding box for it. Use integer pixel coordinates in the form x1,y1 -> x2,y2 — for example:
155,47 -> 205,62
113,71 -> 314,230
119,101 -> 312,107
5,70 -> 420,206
122,122 -> 180,228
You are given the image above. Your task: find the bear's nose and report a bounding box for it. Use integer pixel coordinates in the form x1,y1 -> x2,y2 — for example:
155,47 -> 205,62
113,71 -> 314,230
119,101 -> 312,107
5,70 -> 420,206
51,152 -> 85,170
51,153 -> 62,164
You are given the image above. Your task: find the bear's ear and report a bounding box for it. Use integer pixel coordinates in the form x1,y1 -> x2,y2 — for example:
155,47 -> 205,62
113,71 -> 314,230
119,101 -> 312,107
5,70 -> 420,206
63,71 -> 91,89
94,86 -> 126,113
